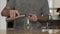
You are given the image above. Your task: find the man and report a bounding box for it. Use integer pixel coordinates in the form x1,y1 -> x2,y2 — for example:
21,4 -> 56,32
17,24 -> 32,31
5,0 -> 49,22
1,0 -> 49,30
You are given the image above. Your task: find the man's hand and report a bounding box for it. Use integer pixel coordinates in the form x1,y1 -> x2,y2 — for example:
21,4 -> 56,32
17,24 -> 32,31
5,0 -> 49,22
29,13 -> 38,21
10,10 -> 20,19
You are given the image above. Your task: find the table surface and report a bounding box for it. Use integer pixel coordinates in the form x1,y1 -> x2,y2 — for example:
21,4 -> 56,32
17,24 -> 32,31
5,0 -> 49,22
7,29 -> 49,34
7,29 -> 60,34
50,15 -> 60,20
0,30 -> 6,34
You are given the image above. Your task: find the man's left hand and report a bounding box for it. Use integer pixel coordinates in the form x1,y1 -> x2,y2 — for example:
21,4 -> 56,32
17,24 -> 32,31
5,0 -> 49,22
29,13 -> 38,21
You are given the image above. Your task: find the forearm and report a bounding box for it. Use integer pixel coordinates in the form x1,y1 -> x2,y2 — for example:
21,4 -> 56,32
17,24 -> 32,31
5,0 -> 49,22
37,15 -> 49,22
1,8 -> 10,17
1,5 -> 11,17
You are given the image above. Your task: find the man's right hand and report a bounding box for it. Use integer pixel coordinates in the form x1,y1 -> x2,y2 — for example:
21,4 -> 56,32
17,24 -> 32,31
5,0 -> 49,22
9,10 -> 20,19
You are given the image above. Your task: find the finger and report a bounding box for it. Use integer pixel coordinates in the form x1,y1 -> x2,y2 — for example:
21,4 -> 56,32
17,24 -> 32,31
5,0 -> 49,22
10,10 -> 13,18
29,14 -> 33,17
10,10 -> 16,19
15,10 -> 20,16
13,10 -> 16,19
31,15 -> 37,21
29,16 -> 34,20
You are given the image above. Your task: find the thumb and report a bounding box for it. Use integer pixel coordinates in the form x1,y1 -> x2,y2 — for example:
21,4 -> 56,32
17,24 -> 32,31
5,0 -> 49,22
15,10 -> 20,16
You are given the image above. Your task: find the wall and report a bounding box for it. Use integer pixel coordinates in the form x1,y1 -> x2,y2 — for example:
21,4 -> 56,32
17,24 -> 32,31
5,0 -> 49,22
48,0 -> 60,15
54,0 -> 60,8
0,0 -> 7,30
53,0 -> 60,15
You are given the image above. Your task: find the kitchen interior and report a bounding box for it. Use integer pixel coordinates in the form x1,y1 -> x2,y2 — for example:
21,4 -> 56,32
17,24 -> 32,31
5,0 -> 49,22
7,0 -> 60,34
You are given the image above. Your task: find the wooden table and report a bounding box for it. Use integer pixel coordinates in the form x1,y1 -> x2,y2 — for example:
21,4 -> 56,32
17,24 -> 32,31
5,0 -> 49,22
7,29 -> 49,34
0,30 -> 6,34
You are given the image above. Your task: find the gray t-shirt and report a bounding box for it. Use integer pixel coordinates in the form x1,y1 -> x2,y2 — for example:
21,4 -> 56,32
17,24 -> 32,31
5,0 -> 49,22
8,0 -> 49,30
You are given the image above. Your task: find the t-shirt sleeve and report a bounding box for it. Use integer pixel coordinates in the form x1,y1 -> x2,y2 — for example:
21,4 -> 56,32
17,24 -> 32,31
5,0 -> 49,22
41,0 -> 49,16
7,0 -> 15,9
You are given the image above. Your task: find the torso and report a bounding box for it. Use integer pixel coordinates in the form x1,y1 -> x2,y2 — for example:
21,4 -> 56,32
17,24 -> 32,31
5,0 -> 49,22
14,0 -> 44,30
15,0 -> 44,15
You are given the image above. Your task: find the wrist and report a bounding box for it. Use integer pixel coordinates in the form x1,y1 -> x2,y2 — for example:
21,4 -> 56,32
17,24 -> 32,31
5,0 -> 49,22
37,16 -> 40,21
